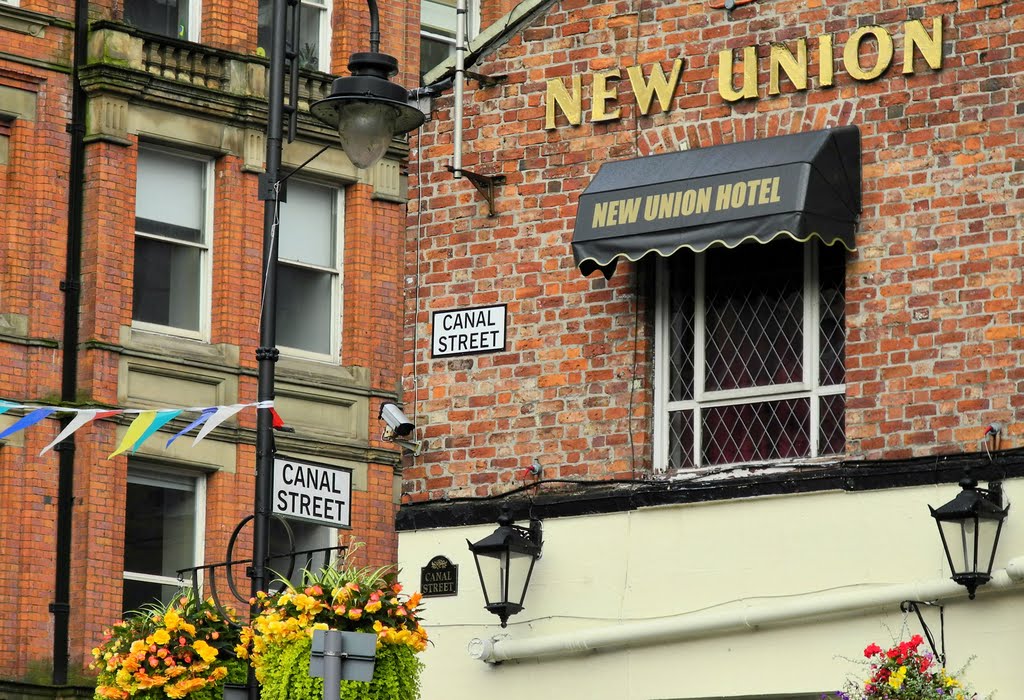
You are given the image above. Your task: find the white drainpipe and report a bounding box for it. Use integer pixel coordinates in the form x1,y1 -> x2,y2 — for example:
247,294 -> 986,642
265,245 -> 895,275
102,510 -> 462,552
468,556 -> 1024,664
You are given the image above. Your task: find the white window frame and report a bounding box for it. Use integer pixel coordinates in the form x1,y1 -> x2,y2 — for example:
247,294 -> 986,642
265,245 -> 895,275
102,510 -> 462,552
275,179 -> 344,362
122,465 -> 207,606
653,244 -> 845,472
132,145 -> 213,342
420,0 -> 479,70
302,0 -> 331,70
185,0 -> 201,42
123,0 -> 202,41
258,0 -> 331,70
0,0 -> 22,7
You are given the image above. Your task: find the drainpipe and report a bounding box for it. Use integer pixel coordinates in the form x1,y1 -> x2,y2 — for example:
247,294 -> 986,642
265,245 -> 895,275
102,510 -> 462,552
50,0 -> 88,682
450,0 -> 466,178
468,556 -> 1024,664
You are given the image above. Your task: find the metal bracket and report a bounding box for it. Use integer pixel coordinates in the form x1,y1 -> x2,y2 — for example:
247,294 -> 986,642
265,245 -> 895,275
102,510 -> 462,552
464,70 -> 507,88
448,166 -> 505,217
899,599 -> 945,666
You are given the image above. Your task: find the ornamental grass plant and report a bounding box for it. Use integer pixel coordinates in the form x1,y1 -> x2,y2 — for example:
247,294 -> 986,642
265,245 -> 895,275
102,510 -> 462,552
829,635 -> 983,700
91,591 -> 246,700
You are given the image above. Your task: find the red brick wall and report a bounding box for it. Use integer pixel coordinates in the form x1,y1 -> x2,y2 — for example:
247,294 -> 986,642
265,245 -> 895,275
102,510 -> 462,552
404,0 -> 1024,500
0,0 -> 415,679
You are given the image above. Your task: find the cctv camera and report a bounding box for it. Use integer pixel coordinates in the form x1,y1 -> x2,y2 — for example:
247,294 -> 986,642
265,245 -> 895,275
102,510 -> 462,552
379,403 -> 415,438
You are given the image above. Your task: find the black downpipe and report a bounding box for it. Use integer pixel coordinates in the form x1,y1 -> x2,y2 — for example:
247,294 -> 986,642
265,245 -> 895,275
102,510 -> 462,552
51,0 -> 89,682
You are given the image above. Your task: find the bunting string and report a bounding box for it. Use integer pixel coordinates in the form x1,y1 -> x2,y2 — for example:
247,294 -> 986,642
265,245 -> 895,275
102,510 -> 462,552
0,400 -> 276,457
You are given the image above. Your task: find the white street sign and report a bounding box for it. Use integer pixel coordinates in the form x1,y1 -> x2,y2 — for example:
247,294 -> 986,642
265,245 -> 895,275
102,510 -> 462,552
273,456 -> 352,528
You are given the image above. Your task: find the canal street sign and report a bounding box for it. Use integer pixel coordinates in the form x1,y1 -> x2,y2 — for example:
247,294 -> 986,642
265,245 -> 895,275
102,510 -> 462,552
273,455 -> 352,528
420,555 -> 459,597
431,304 -> 507,357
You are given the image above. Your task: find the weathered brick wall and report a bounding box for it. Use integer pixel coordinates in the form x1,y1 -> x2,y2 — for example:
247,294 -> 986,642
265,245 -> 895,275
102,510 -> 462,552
404,0 -> 1024,500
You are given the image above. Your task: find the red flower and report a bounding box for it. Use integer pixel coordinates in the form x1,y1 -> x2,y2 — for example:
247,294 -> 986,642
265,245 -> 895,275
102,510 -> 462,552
864,643 -> 882,658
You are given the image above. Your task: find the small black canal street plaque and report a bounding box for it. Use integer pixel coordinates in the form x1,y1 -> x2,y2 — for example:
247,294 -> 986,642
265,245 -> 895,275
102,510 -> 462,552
420,555 -> 458,597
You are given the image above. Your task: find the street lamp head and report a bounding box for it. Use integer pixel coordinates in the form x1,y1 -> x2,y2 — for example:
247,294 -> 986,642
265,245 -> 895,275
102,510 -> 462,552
929,475 -> 1009,599
467,507 -> 544,628
310,51 -> 425,169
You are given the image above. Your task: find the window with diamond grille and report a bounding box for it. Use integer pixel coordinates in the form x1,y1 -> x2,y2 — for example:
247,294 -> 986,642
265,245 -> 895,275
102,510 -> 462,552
655,239 -> 846,470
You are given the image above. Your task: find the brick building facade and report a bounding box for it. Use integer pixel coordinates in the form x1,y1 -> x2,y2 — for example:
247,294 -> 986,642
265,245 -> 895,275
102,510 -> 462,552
397,0 -> 1024,697
0,0 -> 427,681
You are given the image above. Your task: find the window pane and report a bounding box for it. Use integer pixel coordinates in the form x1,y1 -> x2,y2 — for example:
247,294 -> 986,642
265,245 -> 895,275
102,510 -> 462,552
122,579 -> 183,615
124,480 -> 196,577
297,4 -> 322,70
137,149 -> 204,239
420,36 -> 454,81
279,181 -> 335,267
258,0 -> 324,69
257,0 -> 271,54
268,519 -> 334,588
819,393 -> 846,456
133,237 -> 202,330
703,397 -> 810,465
668,409 -> 695,470
125,0 -> 189,38
277,264 -> 333,354
818,243 -> 846,386
704,241 -> 804,391
668,251 -> 695,402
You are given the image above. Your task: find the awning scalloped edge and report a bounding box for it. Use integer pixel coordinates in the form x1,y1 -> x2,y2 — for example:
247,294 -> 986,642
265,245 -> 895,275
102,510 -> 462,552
575,228 -> 857,271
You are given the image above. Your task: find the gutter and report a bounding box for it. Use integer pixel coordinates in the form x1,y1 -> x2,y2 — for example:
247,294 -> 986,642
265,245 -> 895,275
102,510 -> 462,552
468,556 -> 1024,664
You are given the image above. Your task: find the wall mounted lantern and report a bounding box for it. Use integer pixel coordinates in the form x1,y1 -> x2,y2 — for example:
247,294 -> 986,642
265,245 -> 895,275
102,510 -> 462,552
929,475 -> 1009,599
309,0 -> 425,168
467,508 -> 543,627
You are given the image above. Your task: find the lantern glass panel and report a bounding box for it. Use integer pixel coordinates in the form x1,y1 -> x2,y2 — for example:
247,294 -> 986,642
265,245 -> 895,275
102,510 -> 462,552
977,517 -> 1002,574
938,517 -> 976,576
474,549 -> 535,607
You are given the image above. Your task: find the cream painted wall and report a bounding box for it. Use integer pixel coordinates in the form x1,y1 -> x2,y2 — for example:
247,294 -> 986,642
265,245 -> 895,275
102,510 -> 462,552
398,480 -> 1024,699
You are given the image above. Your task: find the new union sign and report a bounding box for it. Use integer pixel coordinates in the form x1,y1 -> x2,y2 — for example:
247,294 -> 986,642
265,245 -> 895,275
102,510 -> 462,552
272,456 -> 352,528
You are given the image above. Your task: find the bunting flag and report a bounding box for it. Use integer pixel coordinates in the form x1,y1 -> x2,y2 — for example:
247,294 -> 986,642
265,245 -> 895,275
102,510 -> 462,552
165,407 -> 217,448
40,409 -> 121,455
0,407 -> 58,440
191,404 -> 247,445
0,400 -> 277,456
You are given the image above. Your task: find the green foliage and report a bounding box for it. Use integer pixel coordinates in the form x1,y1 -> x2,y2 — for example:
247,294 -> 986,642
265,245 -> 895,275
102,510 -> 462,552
259,636 -> 422,700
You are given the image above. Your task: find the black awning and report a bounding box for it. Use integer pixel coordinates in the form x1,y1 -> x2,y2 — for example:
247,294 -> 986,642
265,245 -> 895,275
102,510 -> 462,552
572,126 -> 861,278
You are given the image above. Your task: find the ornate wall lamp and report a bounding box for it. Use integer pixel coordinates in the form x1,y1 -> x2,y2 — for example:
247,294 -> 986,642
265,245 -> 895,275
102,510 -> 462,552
929,475 -> 1009,599
467,508 -> 543,627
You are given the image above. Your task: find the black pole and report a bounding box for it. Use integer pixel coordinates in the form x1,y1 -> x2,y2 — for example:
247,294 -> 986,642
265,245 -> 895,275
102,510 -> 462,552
249,0 -> 287,695
366,0 -> 380,53
51,0 -> 89,681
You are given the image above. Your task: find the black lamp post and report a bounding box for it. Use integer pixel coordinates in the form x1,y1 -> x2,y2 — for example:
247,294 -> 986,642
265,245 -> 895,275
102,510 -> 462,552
467,508 -> 544,628
248,1 -> 421,698
309,0 -> 426,169
929,475 -> 1009,599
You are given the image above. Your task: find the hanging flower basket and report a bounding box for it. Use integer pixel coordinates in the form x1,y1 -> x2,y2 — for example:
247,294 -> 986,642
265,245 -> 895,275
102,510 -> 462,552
91,591 -> 247,700
828,635 -> 984,700
237,556 -> 427,700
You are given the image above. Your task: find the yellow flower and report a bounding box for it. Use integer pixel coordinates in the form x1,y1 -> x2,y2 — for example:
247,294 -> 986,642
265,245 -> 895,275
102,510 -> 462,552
888,666 -> 907,690
151,629 -> 171,646
365,600 -> 382,613
192,639 -> 219,664
164,609 -> 181,631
